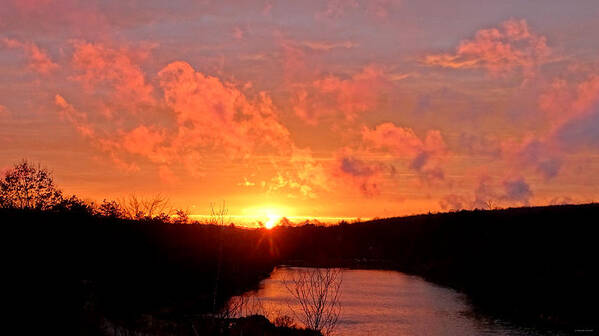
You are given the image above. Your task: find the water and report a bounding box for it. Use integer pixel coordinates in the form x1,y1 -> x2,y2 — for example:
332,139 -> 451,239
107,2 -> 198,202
237,267 -> 558,336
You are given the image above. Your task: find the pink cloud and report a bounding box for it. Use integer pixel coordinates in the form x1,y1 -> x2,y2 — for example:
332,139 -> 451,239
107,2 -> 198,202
2,38 -> 58,74
362,122 -> 447,183
293,65 -> 388,124
60,54 -> 295,184
424,19 -> 550,77
362,123 -> 446,157
121,126 -> 167,163
71,41 -> 155,108
54,94 -> 94,138
158,61 -> 291,159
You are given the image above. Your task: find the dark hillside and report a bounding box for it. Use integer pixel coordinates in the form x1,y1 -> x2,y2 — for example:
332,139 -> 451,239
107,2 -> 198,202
271,203 -> 599,329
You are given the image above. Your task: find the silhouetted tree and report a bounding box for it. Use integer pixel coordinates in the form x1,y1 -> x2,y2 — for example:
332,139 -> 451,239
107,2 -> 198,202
284,268 -> 342,335
54,195 -> 94,214
97,199 -> 124,218
0,160 -> 63,210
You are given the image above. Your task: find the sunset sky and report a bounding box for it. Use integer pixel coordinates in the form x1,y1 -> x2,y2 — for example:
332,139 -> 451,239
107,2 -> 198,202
2,0 -> 599,222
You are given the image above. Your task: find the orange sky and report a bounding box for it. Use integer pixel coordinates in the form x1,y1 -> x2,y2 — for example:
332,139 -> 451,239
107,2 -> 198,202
1,1 -> 599,222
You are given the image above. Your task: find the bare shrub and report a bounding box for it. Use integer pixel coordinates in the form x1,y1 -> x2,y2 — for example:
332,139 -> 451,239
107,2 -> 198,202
284,268 -> 343,335
119,194 -> 172,220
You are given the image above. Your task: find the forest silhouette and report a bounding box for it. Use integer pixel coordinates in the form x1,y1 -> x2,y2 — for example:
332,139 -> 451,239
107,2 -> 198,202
2,161 -> 597,335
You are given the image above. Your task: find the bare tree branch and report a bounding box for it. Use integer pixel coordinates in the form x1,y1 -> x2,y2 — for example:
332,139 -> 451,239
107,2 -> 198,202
284,267 -> 342,335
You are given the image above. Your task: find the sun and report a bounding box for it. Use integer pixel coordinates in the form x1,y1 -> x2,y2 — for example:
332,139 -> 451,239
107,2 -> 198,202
264,212 -> 281,229
242,205 -> 290,229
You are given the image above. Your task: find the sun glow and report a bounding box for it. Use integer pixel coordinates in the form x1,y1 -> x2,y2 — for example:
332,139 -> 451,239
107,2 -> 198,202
264,212 -> 282,229
241,204 -> 291,229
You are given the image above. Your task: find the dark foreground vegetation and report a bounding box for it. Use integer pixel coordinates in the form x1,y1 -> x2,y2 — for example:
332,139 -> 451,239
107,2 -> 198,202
2,161 -> 598,334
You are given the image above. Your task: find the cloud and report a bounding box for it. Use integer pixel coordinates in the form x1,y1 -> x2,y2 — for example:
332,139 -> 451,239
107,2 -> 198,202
71,41 -> 155,108
301,40 -> 358,51
158,61 -> 291,159
316,0 -> 401,20
293,65 -> 388,124
502,137 -> 562,180
59,50 -> 296,185
504,73 -> 599,181
424,19 -> 550,77
332,152 -> 389,197
54,94 -> 94,137
539,75 -> 599,125
439,194 -> 468,211
0,0 -> 182,38
361,122 -> 447,183
457,132 -> 502,157
472,176 -> 499,209
444,175 -> 533,211
267,147 -> 328,198
502,177 -> 533,204
545,74 -> 599,151
121,125 -> 167,162
554,107 -> 599,149
2,38 -> 58,74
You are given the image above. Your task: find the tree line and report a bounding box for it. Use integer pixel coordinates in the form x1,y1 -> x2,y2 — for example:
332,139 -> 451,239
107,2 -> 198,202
0,160 -> 191,223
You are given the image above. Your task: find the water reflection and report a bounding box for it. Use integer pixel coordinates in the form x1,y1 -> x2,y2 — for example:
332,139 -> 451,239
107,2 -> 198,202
237,267 -> 560,336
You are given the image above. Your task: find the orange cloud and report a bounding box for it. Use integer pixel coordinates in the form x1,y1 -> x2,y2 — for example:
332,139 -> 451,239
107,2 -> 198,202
158,61 -> 292,159
71,41 -> 155,109
293,65 -> 388,124
2,38 -> 58,74
60,52 -> 296,185
121,126 -> 167,163
267,147 -> 329,198
424,19 -> 549,77
332,150 -> 389,197
54,94 -> 94,137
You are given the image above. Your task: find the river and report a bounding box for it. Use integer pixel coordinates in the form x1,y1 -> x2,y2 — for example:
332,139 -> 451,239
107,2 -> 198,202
236,267 -> 562,336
